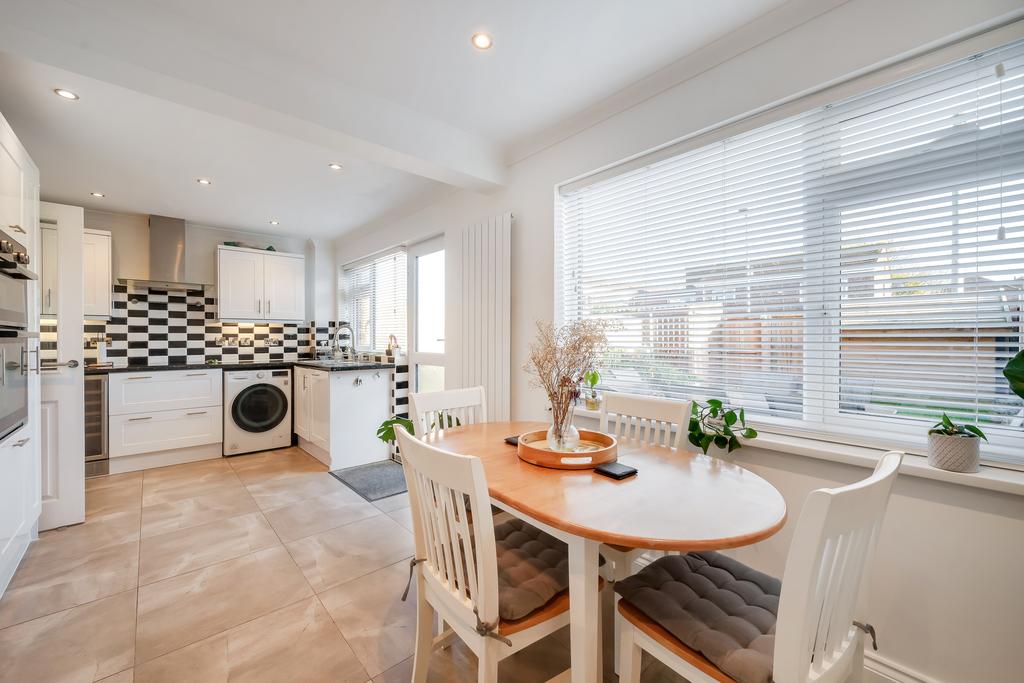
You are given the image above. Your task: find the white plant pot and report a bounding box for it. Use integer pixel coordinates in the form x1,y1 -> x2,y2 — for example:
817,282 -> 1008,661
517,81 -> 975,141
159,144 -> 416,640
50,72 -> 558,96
927,433 -> 980,473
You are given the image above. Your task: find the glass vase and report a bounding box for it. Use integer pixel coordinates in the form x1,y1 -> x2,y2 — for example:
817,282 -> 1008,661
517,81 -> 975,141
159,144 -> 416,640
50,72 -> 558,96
547,405 -> 581,452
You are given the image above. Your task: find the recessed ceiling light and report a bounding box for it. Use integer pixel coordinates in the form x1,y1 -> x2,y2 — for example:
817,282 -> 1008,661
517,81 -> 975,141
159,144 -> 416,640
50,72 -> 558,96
54,88 -> 79,100
269,219 -> 280,226
328,162 -> 343,171
471,33 -> 493,50
196,178 -> 212,185
90,192 -> 105,198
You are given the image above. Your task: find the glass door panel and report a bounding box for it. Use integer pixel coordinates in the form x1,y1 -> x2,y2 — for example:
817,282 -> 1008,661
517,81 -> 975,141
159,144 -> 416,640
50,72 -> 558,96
408,237 -> 445,392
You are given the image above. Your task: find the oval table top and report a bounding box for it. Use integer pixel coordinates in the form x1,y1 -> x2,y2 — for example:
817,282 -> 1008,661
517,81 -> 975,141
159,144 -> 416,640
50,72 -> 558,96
423,421 -> 788,552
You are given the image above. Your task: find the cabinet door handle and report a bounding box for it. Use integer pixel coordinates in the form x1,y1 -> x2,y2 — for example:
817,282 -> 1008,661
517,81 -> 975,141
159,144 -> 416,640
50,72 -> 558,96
129,416 -> 152,422
46,289 -> 51,309
186,411 -> 207,416
186,372 -> 206,377
257,299 -> 261,314
12,437 -> 29,447
127,375 -> 153,380
7,224 -> 25,234
353,377 -> 363,386
267,299 -> 270,316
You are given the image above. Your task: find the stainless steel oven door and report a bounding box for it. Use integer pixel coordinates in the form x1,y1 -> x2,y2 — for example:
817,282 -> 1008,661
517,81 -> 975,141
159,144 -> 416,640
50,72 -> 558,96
0,271 -> 28,328
0,330 -> 29,441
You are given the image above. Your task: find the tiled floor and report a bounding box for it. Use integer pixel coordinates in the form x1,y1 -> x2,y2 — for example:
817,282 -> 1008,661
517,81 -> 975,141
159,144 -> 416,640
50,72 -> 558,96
0,447 -> 683,682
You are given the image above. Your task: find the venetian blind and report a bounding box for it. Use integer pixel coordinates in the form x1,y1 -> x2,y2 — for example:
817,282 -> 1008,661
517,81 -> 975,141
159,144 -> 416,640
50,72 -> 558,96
339,248 -> 407,352
557,39 -> 1024,464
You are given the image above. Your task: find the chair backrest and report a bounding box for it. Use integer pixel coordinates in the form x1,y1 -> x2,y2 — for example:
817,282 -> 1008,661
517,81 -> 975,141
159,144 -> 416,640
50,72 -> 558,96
600,392 -> 690,449
395,425 -> 500,626
773,451 -> 903,683
409,386 -> 488,437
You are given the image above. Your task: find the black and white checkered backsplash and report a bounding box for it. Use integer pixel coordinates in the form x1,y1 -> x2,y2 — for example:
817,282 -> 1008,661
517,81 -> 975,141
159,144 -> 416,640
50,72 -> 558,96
39,283 -> 352,366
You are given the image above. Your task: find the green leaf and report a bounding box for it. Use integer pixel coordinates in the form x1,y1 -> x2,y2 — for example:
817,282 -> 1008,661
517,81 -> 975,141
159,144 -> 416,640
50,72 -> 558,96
707,399 -> 723,409
722,425 -> 733,438
688,418 -> 699,432
964,424 -> 988,441
727,436 -> 741,452
688,432 -> 703,449
724,410 -> 737,426
709,406 -> 719,418
691,402 -> 699,416
1004,349 -> 1024,400
376,415 -> 415,444
741,428 -> 758,439
699,434 -> 714,454
941,413 -> 955,430
739,408 -> 746,425
713,435 -> 728,449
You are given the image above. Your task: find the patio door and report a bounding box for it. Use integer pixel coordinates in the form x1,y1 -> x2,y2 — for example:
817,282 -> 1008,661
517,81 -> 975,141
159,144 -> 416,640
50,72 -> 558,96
407,237 -> 445,392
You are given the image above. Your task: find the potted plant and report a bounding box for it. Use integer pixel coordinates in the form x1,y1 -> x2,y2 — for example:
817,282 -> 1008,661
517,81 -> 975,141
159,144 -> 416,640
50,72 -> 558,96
584,370 -> 601,411
524,319 -> 607,451
927,413 -> 987,473
687,399 -> 757,455
376,415 -> 415,444
1004,349 -> 1024,399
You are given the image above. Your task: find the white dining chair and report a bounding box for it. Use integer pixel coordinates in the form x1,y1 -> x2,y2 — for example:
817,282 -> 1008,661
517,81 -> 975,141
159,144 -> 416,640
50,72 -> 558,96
599,391 -> 691,672
616,451 -> 904,683
395,425 -> 590,682
409,386 -> 488,437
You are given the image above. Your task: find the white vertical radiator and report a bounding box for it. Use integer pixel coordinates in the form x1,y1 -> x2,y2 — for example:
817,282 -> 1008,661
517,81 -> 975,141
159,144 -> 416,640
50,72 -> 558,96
459,213 -> 512,420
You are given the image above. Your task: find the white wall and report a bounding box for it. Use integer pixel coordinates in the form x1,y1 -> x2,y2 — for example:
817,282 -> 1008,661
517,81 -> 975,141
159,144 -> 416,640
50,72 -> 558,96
334,1 -> 1024,681
184,222 -> 306,286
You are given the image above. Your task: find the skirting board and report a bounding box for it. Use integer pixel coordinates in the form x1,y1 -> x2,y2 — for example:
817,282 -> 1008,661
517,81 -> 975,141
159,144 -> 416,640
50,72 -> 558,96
108,443 -> 223,474
631,553 -> 941,683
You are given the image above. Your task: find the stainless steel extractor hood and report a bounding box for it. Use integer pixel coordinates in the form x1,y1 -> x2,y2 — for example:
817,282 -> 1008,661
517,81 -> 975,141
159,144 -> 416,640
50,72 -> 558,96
116,215 -> 209,291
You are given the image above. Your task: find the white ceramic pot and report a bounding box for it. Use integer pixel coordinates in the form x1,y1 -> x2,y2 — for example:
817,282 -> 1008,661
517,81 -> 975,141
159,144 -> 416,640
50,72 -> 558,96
927,433 -> 981,473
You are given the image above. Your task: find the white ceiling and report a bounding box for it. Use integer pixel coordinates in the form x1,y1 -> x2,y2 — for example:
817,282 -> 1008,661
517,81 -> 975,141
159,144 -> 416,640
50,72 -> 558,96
0,0 -> 814,239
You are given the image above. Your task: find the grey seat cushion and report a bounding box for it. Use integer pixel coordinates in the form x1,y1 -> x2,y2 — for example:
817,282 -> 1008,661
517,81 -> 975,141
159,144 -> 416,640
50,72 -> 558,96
494,519 -> 570,620
615,552 -> 779,683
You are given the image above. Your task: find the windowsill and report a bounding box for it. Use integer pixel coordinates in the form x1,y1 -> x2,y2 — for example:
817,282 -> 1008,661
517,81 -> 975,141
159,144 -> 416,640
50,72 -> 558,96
574,407 -> 1024,497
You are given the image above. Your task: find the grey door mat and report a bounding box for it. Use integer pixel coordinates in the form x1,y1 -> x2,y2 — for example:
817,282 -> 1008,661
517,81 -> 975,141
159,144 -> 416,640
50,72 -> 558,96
329,460 -> 407,502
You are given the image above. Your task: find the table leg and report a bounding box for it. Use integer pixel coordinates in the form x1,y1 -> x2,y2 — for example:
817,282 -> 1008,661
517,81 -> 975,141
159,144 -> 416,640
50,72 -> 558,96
568,536 -> 601,683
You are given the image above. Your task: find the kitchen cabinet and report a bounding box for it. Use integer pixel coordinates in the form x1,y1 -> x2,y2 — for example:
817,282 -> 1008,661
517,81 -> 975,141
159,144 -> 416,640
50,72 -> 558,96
82,229 -> 112,319
39,224 -> 57,317
216,246 -> 305,322
293,366 -> 389,469
107,369 -> 223,459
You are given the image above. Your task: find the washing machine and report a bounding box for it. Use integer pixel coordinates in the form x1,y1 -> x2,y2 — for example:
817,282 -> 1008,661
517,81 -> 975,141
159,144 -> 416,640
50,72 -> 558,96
223,368 -> 292,456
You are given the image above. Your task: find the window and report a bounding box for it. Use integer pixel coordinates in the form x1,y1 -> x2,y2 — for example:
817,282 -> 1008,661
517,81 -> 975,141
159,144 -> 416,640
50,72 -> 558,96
339,248 -> 407,352
557,39 -> 1024,466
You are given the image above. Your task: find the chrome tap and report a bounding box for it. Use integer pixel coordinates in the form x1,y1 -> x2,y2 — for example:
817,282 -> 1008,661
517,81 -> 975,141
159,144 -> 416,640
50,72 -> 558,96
333,322 -> 355,359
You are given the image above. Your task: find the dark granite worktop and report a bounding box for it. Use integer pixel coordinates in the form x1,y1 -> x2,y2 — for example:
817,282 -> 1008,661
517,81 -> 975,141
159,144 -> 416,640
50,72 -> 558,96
85,358 -> 395,375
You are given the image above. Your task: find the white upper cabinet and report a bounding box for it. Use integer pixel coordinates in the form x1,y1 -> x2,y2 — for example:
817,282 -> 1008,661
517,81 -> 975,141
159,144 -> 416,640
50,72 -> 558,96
39,225 -> 57,317
82,229 -> 112,319
217,246 -> 304,322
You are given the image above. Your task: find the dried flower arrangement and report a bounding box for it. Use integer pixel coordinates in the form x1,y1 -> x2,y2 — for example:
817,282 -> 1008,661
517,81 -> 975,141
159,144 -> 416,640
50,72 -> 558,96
524,319 -> 607,450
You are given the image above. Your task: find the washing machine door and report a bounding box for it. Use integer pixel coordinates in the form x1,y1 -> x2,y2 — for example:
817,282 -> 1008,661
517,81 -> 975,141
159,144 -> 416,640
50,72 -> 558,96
231,383 -> 289,433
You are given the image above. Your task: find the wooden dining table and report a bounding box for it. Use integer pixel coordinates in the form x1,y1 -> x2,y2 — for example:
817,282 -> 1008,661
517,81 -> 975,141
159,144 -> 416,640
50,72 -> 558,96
423,420 -> 788,683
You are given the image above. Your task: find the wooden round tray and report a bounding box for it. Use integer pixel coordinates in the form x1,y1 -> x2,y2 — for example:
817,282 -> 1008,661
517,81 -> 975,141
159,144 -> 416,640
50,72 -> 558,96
517,429 -> 617,470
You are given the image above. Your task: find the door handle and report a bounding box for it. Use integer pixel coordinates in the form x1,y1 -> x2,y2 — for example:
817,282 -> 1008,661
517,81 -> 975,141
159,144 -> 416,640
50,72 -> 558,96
46,289 -> 51,310
40,359 -> 79,371
7,224 -> 25,234
129,416 -> 152,422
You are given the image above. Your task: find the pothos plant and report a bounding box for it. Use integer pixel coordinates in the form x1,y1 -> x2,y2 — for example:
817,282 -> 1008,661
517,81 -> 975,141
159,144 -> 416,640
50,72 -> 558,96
375,413 -> 461,445
1004,349 -> 1024,400
687,399 -> 757,454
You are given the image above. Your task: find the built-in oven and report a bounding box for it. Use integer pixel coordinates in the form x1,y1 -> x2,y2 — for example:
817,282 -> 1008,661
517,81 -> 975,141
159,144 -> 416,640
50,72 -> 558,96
0,227 -> 36,442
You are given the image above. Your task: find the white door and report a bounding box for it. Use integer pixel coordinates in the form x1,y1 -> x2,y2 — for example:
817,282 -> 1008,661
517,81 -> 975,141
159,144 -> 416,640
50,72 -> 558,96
407,237 -> 446,392
263,252 -> 305,321
294,368 -> 309,438
308,370 -> 330,450
81,229 -> 111,318
218,248 -> 264,319
39,225 -> 57,317
38,202 -> 85,530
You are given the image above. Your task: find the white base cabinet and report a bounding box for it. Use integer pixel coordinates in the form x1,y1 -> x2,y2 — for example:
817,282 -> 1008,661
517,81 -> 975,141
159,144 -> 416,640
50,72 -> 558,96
294,367 -> 389,470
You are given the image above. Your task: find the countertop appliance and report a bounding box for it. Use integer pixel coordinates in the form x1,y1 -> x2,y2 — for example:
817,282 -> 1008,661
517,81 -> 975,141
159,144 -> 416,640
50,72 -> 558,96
223,368 -> 292,456
84,374 -> 108,477
0,227 -> 36,441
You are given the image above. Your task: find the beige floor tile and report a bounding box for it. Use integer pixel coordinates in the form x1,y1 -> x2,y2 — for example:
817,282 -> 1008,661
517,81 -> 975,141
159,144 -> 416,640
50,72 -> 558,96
37,508 -> 141,558
135,597 -> 367,683
139,512 -> 280,584
318,560 -> 417,677
0,589 -> 136,683
0,536 -> 139,629
86,471 -> 143,492
228,447 -> 327,485
141,459 -> 243,506
135,545 -> 313,663
385,505 -> 415,532
262,488 -> 380,542
373,492 -> 410,513
140,484 -> 259,538
86,479 -> 144,518
245,471 -> 346,510
96,671 -> 134,683
286,514 -> 414,593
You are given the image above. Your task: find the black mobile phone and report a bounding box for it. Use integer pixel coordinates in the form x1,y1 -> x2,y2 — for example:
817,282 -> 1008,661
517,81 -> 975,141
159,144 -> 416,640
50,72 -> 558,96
595,462 -> 638,480
504,435 -> 519,446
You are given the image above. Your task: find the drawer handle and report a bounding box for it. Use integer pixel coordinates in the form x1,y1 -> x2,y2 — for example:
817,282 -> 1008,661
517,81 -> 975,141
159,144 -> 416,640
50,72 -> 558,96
8,224 -> 25,234
129,416 -> 152,422
127,375 -> 153,380
186,411 -> 207,416
186,373 -> 207,377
